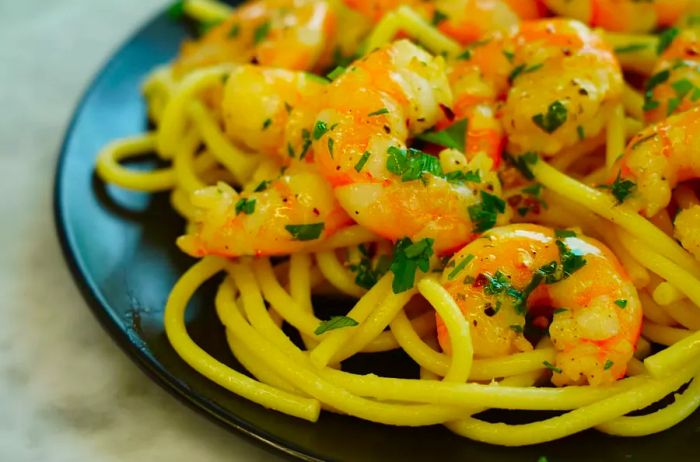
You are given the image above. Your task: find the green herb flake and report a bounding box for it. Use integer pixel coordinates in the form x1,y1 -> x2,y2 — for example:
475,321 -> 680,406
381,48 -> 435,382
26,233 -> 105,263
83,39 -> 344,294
577,125 -> 585,141
253,21 -> 271,45
328,137 -> 335,158
602,171 -> 637,204
386,146 -> 443,182
504,151 -> 539,180
234,198 -> 256,215
553,308 -> 568,315
643,69 -> 671,111
532,100 -> 568,133
262,118 -> 272,130
228,23 -> 240,38
354,151 -> 371,172
468,191 -> 507,233
555,229 -> 577,238
543,361 -> 563,374
614,43 -> 649,54
417,118 -> 468,153
657,27 -> 680,55
604,359 -> 615,370
510,324 -> 524,334
313,121 -> 329,140
254,180 -> 270,192
197,20 -> 222,36
326,66 -> 346,80
432,10 -> 448,25
299,129 -> 312,160
389,237 -> 435,293
368,107 -> 389,117
502,50 -> 515,62
285,223 -> 325,241
556,240 -> 587,278
350,250 -> 391,289
537,456 -> 549,462
167,0 -> 185,20
615,299 -> 628,308
445,170 -> 481,184
314,316 -> 359,335
447,254 -> 475,280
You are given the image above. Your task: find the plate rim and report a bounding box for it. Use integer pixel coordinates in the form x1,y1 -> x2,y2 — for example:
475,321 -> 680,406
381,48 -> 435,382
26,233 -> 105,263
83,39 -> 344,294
51,7 -> 323,461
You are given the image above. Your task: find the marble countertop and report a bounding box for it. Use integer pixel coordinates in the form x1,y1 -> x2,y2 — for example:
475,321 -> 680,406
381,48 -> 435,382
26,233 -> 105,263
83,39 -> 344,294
0,1 -> 283,460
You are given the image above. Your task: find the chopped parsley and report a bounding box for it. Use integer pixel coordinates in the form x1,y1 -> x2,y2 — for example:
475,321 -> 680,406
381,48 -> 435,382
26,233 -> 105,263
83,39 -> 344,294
313,121 -> 329,140
555,229 -> 577,238
299,129 -> 312,159
517,183 -> 548,217
468,191 -> 507,233
604,359 -> 614,370
386,146 -> 442,182
657,27 -> 679,55
577,125 -> 585,141
509,62 -> 543,83
327,137 -> 335,158
234,197 -> 256,215
447,254 -> 475,280
643,69 -> 671,111
510,324 -> 524,334
614,43 -> 649,54
389,237 -> 435,293
254,180 -> 270,192
167,0 -> 185,20
666,78 -> 700,115
457,38 -> 492,60
445,170 -> 481,184
557,240 -> 587,278
601,171 -> 637,204
354,151 -> 371,172
197,19 -> 222,36
504,151 -> 539,180
285,223 -> 324,241
615,299 -> 628,308
350,247 -> 391,289
532,100 -> 568,133
543,360 -> 562,374
553,308 -> 568,315
432,10 -> 448,26
502,50 -> 515,62
262,118 -> 272,130
253,21 -> 271,45
326,66 -> 346,80
368,108 -> 389,117
417,118 -> 468,152
484,271 -> 512,296
314,316 -> 359,335
228,23 -> 240,38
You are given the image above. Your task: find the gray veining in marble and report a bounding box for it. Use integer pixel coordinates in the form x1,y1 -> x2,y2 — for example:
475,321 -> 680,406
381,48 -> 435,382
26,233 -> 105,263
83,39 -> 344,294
0,1 -> 284,460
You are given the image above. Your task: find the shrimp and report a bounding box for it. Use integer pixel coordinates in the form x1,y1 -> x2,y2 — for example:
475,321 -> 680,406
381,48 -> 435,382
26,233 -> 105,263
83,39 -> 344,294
222,65 -> 326,164
543,0 -> 690,33
615,106 -> 700,217
644,29 -> 700,124
438,224 -> 642,386
675,205 -> 700,261
502,19 -> 623,156
174,0 -> 336,76
312,39 -> 510,253
177,162 -> 353,257
432,0 -> 520,45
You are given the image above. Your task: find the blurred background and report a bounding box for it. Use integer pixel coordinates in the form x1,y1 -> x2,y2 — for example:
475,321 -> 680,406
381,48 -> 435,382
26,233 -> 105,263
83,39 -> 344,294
0,1 -> 280,460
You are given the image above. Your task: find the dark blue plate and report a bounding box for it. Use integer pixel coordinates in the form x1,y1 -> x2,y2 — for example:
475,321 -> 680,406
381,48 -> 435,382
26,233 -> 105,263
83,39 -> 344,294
54,3 -> 700,461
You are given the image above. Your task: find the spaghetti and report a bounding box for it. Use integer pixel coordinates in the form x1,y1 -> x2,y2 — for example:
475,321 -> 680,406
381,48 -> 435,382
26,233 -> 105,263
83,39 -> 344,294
95,0 -> 700,447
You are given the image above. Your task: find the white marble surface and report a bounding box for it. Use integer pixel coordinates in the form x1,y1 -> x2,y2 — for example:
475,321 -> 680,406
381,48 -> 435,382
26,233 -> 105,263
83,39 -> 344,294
0,1 -> 283,460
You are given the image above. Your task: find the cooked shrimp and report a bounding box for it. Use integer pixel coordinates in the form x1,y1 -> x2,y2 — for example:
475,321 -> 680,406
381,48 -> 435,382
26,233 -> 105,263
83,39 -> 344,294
438,224 -> 642,386
177,162 -> 352,257
444,33 -> 513,165
433,0 -> 520,45
615,106 -> 700,217
675,205 -> 700,260
174,0 -> 336,75
543,0 -> 690,33
312,39 -> 510,253
222,65 -> 326,164
502,0 -> 547,20
644,29 -> 700,124
502,19 -> 623,156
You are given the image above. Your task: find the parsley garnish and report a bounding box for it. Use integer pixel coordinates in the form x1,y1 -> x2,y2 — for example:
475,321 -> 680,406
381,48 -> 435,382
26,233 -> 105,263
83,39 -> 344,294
417,118 -> 468,152
197,20 -> 222,36
389,237 -> 434,293
262,118 -> 272,130
556,240 -> 587,278
254,180 -> 270,192
614,43 -> 648,54
234,198 -> 256,215
532,100 -> 568,133
445,170 -> 481,184
432,10 -> 448,25
510,325 -> 524,334
604,359 -> 614,370
457,39 -> 492,60
368,108 -> 389,117
253,21 -> 271,45
167,0 -> 185,20
314,316 -> 359,335
350,247 -> 391,289
328,137 -> 335,158
504,152 -> 538,180
553,308 -> 568,315
643,70 -> 670,111
468,191 -> 507,233
657,27 -> 679,55
299,129 -> 312,159
285,223 -> 324,241
615,299 -> 628,308
543,361 -> 562,374
354,151 -> 371,172
228,23 -> 240,38
326,66 -> 345,80
555,229 -> 577,238
601,171 -> 636,204
313,121 -> 329,140
577,125 -> 585,141
447,254 -> 475,280
386,146 -> 442,182
509,62 -> 543,83
502,50 -> 514,62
